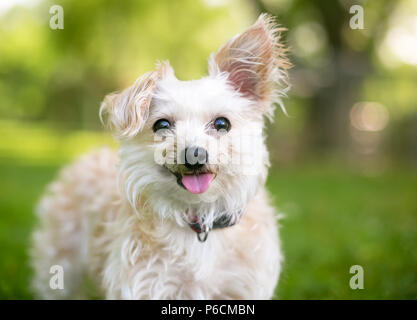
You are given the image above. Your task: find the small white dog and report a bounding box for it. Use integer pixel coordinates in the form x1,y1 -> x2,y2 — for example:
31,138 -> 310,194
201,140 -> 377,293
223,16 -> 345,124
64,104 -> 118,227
31,14 -> 290,299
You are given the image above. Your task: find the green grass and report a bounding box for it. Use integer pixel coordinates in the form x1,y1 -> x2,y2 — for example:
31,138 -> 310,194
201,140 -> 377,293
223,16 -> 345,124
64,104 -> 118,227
0,161 -> 59,299
0,159 -> 416,299
268,164 -> 417,299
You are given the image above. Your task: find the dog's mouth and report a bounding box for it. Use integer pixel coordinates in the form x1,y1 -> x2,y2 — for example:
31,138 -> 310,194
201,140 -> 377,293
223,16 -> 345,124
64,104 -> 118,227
181,173 -> 214,194
166,167 -> 214,194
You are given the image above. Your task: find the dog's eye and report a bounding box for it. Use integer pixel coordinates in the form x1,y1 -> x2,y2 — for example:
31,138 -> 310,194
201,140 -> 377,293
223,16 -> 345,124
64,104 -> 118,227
213,117 -> 231,132
153,119 -> 171,132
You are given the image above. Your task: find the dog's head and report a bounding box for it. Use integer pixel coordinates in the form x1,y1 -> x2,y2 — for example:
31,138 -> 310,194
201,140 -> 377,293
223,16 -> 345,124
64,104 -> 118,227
100,14 -> 290,231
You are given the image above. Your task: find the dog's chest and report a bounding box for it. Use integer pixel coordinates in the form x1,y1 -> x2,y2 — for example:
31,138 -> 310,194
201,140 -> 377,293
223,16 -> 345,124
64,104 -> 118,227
116,228 -> 245,299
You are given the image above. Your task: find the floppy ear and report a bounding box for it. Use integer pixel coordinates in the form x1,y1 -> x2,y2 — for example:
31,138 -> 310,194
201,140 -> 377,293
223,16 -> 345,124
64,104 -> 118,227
100,61 -> 173,138
209,14 -> 290,115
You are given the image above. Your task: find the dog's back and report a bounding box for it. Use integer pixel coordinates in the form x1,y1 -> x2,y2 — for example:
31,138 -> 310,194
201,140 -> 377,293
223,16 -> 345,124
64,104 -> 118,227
31,148 -> 118,299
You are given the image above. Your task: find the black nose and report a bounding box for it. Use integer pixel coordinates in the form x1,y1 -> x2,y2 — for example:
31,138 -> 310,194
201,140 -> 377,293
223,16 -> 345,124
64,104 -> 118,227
184,147 -> 208,169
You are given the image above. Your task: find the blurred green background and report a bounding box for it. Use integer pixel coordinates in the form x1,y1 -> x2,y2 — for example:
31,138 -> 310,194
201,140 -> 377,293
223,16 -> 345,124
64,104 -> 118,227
0,0 -> 416,299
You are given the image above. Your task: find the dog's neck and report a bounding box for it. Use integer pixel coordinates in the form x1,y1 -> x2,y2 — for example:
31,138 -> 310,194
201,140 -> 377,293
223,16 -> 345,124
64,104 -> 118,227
186,208 -> 243,242
132,190 -> 245,242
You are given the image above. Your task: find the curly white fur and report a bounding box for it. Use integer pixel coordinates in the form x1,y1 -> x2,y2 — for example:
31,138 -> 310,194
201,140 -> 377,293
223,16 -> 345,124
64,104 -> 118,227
31,14 -> 289,300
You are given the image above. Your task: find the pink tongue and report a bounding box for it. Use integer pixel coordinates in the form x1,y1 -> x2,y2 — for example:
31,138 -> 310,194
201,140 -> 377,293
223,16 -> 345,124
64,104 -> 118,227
181,173 -> 213,194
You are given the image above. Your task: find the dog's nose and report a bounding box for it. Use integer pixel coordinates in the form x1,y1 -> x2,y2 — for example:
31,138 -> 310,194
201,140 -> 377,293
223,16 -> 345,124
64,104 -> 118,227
183,147 -> 208,169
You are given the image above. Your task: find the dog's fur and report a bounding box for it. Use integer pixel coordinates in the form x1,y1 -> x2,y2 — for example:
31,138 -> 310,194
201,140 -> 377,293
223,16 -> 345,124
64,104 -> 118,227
31,14 -> 290,299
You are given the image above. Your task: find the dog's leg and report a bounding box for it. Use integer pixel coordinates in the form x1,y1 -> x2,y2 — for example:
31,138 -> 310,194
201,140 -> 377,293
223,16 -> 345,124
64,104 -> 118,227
212,189 -> 282,300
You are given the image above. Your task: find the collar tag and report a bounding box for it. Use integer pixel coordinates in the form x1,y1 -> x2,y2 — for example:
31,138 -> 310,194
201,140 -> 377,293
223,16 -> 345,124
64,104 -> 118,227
187,209 -> 243,243
197,231 -> 209,242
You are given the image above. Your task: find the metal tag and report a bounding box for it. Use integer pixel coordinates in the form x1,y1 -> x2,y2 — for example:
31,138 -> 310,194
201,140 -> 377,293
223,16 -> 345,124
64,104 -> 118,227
197,231 -> 209,242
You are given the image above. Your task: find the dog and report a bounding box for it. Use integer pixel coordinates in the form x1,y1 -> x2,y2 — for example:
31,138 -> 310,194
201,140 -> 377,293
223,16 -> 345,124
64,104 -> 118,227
31,13 -> 290,299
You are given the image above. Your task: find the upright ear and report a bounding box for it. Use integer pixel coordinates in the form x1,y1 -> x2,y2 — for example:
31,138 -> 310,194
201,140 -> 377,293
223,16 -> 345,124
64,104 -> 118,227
100,61 -> 174,138
209,14 -> 290,115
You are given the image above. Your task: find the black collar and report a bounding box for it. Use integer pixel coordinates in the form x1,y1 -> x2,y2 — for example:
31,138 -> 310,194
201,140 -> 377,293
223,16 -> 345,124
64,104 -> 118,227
188,212 -> 241,242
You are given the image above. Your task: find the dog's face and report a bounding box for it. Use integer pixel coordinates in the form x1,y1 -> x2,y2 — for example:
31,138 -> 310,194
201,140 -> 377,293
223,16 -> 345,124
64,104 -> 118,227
100,14 -> 289,227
